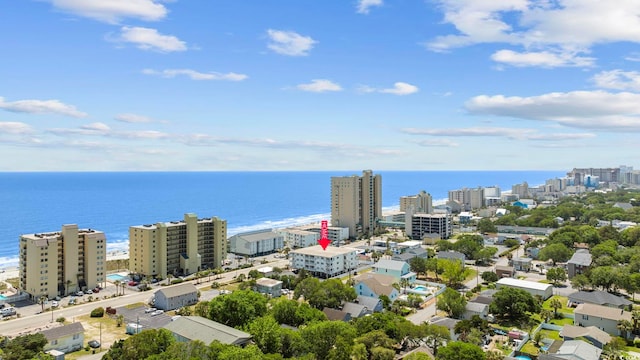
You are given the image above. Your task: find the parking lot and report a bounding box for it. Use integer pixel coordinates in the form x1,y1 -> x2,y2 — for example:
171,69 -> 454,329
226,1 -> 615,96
115,304 -> 172,330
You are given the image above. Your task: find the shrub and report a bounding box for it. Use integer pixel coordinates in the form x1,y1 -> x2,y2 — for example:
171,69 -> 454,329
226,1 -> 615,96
56,317 -> 65,323
634,338 -> 640,347
170,279 -> 184,285
90,307 -> 104,318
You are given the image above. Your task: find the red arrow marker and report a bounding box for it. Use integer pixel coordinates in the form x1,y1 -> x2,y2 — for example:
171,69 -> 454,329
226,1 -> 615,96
318,238 -> 331,250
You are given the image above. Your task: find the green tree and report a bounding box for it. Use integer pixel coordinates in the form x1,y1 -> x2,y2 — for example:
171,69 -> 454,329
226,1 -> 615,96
269,298 -> 327,327
538,243 -> 572,265
300,321 -> 356,360
246,315 -> 282,355
452,235 -> 484,260
570,273 -> 591,291
540,309 -> 553,323
207,289 -> 268,328
294,277 -> 356,310
436,288 -> 467,319
370,346 -> 395,360
1,333 -> 50,360
476,218 -> 497,234
409,257 -> 427,279
474,247 -> 498,265
546,267 -> 567,286
481,271 -> 498,283
617,319 -> 633,339
489,287 -> 541,321
354,330 -> 396,354
103,329 -> 174,360
350,343 -> 368,360
549,297 -> 563,318
436,341 -> 486,360
149,340 -> 211,360
422,323 -> 451,356
589,266 -> 615,291
440,259 -> 470,287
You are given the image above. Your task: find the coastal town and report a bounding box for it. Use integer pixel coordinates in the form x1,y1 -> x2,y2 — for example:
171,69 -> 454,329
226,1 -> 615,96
2,166 -> 640,360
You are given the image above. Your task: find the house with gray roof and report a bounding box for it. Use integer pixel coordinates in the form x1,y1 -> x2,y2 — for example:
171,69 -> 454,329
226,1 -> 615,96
254,277 -> 282,298
341,302 -> 369,319
41,322 -> 85,354
323,307 -> 351,322
538,340 -> 601,360
567,249 -> 592,279
613,202 -> 633,211
463,301 -> 489,320
164,316 -> 252,346
568,290 -> 631,310
560,325 -> 611,349
511,257 -> 533,272
154,283 -> 198,311
355,295 -> 383,313
428,316 -> 460,341
373,259 -> 416,283
575,303 -> 633,338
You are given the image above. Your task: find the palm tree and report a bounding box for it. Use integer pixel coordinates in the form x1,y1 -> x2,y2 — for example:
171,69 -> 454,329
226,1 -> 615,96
39,295 -> 47,313
540,309 -> 553,323
400,278 -> 410,294
114,280 -> 121,296
549,298 -> 563,318
632,310 -> 640,334
617,319 -> 633,339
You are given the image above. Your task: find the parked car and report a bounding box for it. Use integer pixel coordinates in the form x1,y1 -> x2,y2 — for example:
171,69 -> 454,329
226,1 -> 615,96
1,307 -> 16,317
92,288 -> 100,293
84,289 -> 93,295
150,310 -> 164,316
128,281 -> 138,286
76,291 -> 84,296
144,307 -> 157,313
51,301 -> 59,307
88,340 -> 101,349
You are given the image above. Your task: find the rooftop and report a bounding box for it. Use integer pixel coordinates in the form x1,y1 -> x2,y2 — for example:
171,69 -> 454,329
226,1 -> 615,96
568,290 -> 632,307
568,249 -> 592,266
41,322 -> 84,342
552,340 -> 602,360
496,277 -> 552,291
374,259 -> 408,272
255,278 -> 282,287
156,283 -> 198,298
164,316 -> 251,345
560,325 -> 611,345
230,229 -> 281,242
575,303 -> 632,321
291,245 -> 357,257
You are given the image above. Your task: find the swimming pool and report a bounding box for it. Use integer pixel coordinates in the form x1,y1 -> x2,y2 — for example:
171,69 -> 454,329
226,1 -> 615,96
515,356 -> 532,360
107,274 -> 129,282
413,285 -> 428,291
0,294 -> 6,300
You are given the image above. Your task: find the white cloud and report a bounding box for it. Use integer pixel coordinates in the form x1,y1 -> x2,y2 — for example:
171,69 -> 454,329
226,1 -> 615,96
116,26 -> 187,52
491,49 -> 594,68
357,0 -> 383,14
359,82 -> 419,95
414,138 -> 459,147
49,0 -> 168,23
0,96 -> 87,117
142,68 -> 248,81
466,90 -> 640,131
266,29 -> 316,56
296,79 -> 342,93
427,1 -> 640,67
592,70 -> 640,92
115,113 -> 153,123
0,122 -> 32,134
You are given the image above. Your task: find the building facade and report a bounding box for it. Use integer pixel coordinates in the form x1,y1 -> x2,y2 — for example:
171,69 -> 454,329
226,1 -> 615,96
400,190 -> 433,214
279,228 -> 320,248
19,224 -> 106,300
448,187 -> 485,211
229,229 -> 284,257
290,245 -> 357,278
408,213 -> 452,240
129,213 -> 227,278
331,170 -> 382,238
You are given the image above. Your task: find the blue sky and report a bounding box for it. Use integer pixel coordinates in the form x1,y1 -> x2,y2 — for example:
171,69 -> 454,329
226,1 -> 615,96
1,0 -> 639,171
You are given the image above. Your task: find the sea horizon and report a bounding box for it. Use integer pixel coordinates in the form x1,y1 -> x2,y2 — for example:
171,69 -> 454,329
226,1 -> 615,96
0,170 -> 565,268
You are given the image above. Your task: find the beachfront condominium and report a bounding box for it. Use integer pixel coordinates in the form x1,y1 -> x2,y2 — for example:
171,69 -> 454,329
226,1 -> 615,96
289,245 -> 358,278
19,224 -> 106,300
129,213 -> 226,278
448,187 -> 484,211
400,190 -> 433,214
331,170 -> 382,238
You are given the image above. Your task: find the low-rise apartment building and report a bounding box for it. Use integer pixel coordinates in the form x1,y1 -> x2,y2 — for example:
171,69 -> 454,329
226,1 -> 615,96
229,229 -> 284,257
278,228 -> 320,248
19,224 -> 106,300
290,245 -> 357,278
130,214 -> 227,278
407,213 -> 452,240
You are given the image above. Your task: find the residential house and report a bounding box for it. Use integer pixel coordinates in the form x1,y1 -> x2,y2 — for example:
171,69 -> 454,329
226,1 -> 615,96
463,302 -> 489,320
567,249 -> 592,279
323,308 -> 351,322
436,251 -> 466,263
254,278 -> 282,298
568,290 -> 632,310
511,257 -> 533,272
560,325 -> 611,349
373,259 -> 417,283
574,303 -> 633,338
164,316 -> 252,346
538,340 -> 601,360
41,322 -> 85,354
495,265 -> 514,278
613,202 -> 633,211
392,247 -> 428,263
354,273 -> 399,302
496,278 -> 553,300
355,295 -> 384,313
154,283 -> 199,311
341,302 -> 369,319
428,316 -> 460,341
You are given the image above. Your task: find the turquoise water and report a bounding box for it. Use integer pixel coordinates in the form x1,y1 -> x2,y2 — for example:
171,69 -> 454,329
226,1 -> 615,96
515,356 -> 532,360
0,294 -> 6,300
107,274 -> 129,282
413,286 -> 428,291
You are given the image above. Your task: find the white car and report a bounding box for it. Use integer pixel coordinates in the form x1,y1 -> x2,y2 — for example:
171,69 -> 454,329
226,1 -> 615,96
144,307 -> 157,313
150,310 -> 164,316
51,301 -> 59,307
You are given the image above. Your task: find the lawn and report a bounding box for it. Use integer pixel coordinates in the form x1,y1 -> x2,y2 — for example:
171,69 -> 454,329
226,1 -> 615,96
521,340 -> 540,356
542,296 -> 573,314
63,313 -> 131,360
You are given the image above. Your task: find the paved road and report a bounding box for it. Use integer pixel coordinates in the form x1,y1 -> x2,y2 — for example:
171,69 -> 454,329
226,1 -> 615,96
0,257 -> 291,336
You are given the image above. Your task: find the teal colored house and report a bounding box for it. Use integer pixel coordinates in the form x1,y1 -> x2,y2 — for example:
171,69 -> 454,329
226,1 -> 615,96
373,259 -> 417,283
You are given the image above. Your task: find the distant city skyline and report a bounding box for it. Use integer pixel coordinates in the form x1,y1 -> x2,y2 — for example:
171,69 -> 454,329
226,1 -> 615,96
1,1 -> 640,171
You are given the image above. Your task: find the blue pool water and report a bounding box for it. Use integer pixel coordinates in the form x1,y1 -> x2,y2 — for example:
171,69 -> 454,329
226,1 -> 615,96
413,286 -> 428,291
0,294 -> 6,300
515,356 -> 532,360
107,274 -> 129,282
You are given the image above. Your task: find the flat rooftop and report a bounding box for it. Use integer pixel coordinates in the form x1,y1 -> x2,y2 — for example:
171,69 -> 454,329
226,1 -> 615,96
291,245 -> 357,257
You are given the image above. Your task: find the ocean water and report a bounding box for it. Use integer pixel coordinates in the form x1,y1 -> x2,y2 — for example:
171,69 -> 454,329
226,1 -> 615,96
0,170 -> 564,267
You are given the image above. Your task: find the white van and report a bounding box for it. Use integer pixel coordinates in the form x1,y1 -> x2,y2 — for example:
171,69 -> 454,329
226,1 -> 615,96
1,307 -> 16,317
